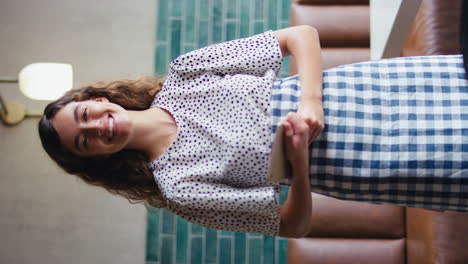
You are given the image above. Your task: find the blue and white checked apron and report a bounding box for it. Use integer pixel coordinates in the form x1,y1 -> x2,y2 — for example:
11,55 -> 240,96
270,55 -> 468,212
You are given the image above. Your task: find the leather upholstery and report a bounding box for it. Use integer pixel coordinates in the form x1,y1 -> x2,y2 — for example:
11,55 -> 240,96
289,0 -> 370,72
289,193 -> 406,264
290,48 -> 370,74
288,238 -> 405,264
402,0 -> 462,56
320,48 -> 370,71
290,5 -> 369,47
407,209 -> 468,264
293,0 -> 369,5
306,193 -> 404,239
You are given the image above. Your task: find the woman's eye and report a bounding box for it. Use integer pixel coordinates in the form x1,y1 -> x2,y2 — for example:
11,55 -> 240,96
83,135 -> 88,149
82,108 -> 88,121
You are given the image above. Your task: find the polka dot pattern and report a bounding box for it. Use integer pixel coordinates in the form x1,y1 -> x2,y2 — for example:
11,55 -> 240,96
150,31 -> 283,236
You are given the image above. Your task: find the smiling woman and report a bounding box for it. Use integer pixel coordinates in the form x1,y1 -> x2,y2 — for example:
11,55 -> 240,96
38,76 -> 169,208
38,27 -> 468,238
37,27 -> 323,238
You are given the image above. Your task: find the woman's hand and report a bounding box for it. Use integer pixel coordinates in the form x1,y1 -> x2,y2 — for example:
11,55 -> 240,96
278,111 -> 313,238
282,112 -> 311,164
297,101 -> 325,144
274,26 -> 324,144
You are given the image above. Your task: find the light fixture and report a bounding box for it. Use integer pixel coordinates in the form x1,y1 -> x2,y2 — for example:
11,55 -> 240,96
0,63 -> 73,125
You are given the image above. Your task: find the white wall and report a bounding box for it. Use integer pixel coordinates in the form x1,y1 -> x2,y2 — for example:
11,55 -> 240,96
370,0 -> 422,59
0,0 -> 156,263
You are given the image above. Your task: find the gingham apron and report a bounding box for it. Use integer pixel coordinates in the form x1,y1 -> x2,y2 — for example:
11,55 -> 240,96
270,55 -> 468,212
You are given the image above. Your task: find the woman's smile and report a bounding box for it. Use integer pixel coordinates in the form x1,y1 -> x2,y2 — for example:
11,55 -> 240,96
108,114 -> 115,140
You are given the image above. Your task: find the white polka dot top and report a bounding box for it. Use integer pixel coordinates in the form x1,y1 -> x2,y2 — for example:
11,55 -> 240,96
150,31 -> 283,236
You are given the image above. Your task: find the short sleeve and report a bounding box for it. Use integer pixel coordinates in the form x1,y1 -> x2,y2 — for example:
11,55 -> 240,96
169,30 -> 283,78
165,180 -> 281,236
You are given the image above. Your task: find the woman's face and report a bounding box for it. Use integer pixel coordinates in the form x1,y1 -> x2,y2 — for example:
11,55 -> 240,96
53,97 -> 132,156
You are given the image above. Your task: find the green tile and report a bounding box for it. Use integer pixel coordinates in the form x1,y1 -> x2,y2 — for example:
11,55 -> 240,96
248,233 -> 262,239
267,0 -> 278,30
225,22 -> 237,41
183,44 -> 196,54
199,0 -> 210,18
234,232 -> 246,264
185,20 -> 195,43
240,0 -> 251,38
255,0 -> 264,19
161,237 -> 173,264
198,20 -> 209,48
281,0 -> 290,21
162,209 -> 175,234
212,0 -> 223,43
279,185 -> 289,205
190,237 -> 203,264
176,217 -> 188,263
205,228 -> 218,263
156,0 -> 168,41
145,210 -> 159,262
281,57 -> 291,78
227,1 -> 237,19
170,0 -> 182,17
155,44 -> 168,75
170,19 -> 182,60
220,238 -> 232,264
254,21 -> 265,34
220,230 -> 233,236
184,0 -> 195,43
248,238 -> 262,264
191,223 -> 204,235
277,239 -> 289,264
149,1 -> 295,263
263,236 -> 275,264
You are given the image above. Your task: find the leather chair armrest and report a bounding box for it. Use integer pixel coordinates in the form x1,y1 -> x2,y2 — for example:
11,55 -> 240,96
402,0 -> 462,56
406,208 -> 468,263
306,193 -> 405,238
288,238 -> 405,264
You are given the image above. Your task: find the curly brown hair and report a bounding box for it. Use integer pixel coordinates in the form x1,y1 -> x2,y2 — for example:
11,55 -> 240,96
38,76 -> 167,208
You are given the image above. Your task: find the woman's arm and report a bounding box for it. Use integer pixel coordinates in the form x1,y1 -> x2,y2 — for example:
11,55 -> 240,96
277,112 -> 313,238
274,25 -> 325,143
277,158 -> 311,238
274,25 -> 320,238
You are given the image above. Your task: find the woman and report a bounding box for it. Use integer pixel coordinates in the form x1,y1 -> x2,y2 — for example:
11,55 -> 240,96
39,26 -> 468,238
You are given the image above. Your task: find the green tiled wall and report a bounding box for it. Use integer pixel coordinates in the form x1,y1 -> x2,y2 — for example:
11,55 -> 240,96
146,186 -> 290,264
154,0 -> 291,77
148,0 -> 291,263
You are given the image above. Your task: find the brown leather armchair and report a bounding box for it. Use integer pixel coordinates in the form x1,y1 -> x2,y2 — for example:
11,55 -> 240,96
290,0 -> 370,71
288,0 -> 468,263
288,193 -> 406,264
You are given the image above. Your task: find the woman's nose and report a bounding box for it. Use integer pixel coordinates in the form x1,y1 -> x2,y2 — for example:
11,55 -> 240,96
80,119 -> 104,136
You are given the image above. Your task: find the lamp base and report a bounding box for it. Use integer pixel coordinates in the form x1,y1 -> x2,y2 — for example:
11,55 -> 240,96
1,103 -> 26,125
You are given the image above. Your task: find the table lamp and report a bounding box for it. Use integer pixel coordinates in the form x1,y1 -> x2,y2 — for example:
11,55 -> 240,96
0,63 -> 73,125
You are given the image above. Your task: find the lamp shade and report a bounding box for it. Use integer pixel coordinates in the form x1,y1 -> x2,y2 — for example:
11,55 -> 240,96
18,63 -> 73,100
